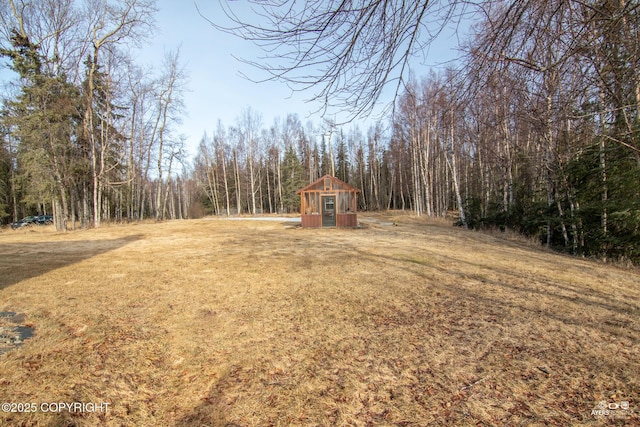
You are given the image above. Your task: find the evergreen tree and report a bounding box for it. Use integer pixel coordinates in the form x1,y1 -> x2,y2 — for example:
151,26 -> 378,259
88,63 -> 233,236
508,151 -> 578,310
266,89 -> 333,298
281,144 -> 305,212
562,139 -> 640,261
0,31 -> 80,230
0,133 -> 10,223
335,130 -> 349,182
319,135 -> 331,176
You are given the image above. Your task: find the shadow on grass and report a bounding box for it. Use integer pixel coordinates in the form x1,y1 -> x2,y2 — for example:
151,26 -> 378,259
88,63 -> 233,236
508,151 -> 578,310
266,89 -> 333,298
351,247 -> 640,341
176,376 -> 234,427
0,235 -> 142,290
429,252 -> 639,319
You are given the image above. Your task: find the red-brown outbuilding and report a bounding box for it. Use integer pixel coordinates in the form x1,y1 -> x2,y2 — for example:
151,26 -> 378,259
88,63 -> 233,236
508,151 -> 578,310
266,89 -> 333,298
296,175 -> 360,228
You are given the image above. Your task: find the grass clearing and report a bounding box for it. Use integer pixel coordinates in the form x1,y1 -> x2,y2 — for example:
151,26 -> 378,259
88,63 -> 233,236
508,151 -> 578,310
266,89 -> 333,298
0,213 -> 639,426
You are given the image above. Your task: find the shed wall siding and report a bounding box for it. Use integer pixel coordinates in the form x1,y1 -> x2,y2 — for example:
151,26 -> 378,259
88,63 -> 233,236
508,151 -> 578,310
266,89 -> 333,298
301,214 -> 322,228
337,213 -> 358,227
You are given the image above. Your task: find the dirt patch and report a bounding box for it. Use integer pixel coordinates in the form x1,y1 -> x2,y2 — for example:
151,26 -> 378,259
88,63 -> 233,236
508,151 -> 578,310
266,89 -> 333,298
0,213 -> 638,426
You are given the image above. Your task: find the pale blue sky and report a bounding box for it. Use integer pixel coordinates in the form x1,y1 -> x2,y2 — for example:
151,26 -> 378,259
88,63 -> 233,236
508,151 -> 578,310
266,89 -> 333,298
0,0 -> 470,157
138,1 -> 320,147
143,0 -> 471,155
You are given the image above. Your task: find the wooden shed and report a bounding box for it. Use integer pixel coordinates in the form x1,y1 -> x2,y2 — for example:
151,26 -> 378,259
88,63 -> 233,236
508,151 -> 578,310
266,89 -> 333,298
296,175 -> 360,228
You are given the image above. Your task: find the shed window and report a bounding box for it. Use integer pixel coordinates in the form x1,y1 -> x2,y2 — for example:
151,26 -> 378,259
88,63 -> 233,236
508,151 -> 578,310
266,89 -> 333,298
305,192 -> 320,214
338,192 -> 352,213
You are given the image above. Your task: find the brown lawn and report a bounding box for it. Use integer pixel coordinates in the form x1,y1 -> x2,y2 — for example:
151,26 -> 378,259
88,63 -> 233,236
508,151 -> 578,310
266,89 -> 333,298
0,213 -> 638,426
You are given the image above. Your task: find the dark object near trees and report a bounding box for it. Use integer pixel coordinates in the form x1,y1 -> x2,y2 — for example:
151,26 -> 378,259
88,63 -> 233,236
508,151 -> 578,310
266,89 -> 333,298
10,216 -> 38,229
10,215 -> 53,229
36,215 -> 53,225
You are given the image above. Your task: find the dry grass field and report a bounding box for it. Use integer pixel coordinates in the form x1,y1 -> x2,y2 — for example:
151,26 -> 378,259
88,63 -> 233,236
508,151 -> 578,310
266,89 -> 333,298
0,213 -> 638,426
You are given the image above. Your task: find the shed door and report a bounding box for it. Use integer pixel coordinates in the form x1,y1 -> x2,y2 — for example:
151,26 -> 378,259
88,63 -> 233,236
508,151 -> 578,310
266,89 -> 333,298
322,196 -> 336,227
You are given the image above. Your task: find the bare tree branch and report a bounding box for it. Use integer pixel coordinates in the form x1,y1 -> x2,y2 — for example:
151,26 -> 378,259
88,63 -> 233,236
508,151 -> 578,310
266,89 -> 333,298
197,0 -> 470,123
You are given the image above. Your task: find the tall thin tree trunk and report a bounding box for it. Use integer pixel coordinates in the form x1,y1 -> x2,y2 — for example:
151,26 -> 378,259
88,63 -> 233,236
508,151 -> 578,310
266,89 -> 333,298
266,166 -> 273,213
233,150 -> 242,214
448,111 -> 467,228
598,90 -> 608,239
221,148 -> 230,216
276,151 -> 284,213
85,50 -> 100,228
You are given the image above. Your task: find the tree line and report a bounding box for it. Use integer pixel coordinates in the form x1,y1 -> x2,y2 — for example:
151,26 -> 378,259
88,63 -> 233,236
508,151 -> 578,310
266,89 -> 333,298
0,0 -> 190,230
1,0 -> 639,263
194,0 -> 640,263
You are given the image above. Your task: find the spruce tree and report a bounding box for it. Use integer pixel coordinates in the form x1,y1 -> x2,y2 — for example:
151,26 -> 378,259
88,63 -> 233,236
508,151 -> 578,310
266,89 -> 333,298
281,145 -> 305,212
1,31 -> 80,230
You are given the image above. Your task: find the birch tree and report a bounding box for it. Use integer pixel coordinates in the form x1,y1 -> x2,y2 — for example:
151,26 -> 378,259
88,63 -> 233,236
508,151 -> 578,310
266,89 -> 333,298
152,48 -> 186,220
82,0 -> 156,227
237,107 -> 262,215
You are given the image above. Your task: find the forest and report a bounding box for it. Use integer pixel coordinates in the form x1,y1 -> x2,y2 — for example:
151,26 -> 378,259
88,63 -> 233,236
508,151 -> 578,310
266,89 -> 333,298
1,0 -> 639,263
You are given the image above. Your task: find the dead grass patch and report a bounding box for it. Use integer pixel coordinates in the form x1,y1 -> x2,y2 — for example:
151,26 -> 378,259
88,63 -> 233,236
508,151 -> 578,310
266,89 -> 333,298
0,214 -> 638,426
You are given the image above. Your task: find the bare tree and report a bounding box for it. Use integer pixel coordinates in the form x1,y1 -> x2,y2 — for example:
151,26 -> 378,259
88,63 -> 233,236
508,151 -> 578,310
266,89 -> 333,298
152,48 -> 186,220
123,60 -> 155,220
82,0 -> 157,227
237,107 -> 262,215
194,133 -> 217,214
213,121 -> 231,216
200,0 -> 467,122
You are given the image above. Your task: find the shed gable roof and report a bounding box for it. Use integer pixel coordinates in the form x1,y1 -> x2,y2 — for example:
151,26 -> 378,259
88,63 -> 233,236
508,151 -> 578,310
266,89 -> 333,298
296,174 -> 361,194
